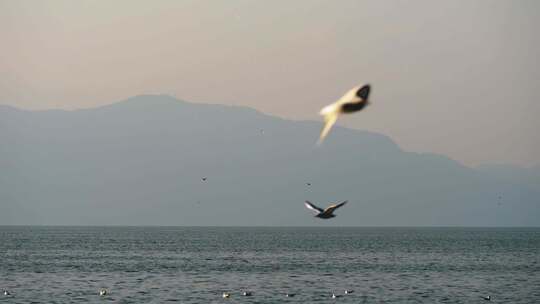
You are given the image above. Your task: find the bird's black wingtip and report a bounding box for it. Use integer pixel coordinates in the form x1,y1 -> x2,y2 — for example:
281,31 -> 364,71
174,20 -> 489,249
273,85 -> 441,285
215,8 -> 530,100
356,84 -> 371,100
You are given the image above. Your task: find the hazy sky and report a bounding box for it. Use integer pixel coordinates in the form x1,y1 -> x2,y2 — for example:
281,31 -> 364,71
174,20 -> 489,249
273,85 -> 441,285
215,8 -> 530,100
1,0 -> 539,167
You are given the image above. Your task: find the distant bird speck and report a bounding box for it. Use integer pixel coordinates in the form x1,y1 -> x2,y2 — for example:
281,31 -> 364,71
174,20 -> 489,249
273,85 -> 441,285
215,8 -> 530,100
306,183 -> 311,186
201,177 -> 207,182
222,292 -> 230,298
345,290 -> 354,294
285,293 -> 295,297
332,293 -> 341,298
99,289 -> 108,296
3,290 -> 10,296
242,291 -> 252,296
305,200 -> 348,219
483,295 -> 491,301
318,84 -> 371,144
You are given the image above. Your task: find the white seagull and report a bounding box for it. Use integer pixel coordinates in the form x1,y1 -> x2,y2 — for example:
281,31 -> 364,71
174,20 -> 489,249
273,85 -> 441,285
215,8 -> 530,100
318,84 -> 371,144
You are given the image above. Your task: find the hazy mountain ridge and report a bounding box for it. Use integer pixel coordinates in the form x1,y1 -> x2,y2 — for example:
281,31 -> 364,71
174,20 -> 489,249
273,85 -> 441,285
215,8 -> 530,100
476,163 -> 540,192
1,95 -> 538,226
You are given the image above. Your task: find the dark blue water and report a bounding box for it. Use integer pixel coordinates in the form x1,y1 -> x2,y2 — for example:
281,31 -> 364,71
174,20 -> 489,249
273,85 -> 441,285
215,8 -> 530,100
0,227 -> 539,303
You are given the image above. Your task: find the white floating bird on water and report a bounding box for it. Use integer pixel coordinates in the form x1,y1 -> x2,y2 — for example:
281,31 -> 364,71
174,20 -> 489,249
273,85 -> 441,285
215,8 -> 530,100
318,84 -> 371,144
344,289 -> 354,294
3,290 -> 10,296
285,293 -> 295,297
483,295 -> 491,301
99,288 -> 108,296
222,292 -> 231,298
332,293 -> 341,298
242,291 -> 252,296
304,200 -> 348,219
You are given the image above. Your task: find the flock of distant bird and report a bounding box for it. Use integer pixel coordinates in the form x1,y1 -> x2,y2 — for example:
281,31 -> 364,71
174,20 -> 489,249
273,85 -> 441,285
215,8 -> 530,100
221,289 -> 354,299
2,288 -> 493,301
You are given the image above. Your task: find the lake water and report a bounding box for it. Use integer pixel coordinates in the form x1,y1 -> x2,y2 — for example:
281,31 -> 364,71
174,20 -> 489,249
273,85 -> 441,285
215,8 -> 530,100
0,227 -> 539,303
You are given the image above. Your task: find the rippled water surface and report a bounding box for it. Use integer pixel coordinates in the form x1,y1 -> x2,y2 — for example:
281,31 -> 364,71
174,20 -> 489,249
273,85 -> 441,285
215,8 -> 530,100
0,227 -> 539,303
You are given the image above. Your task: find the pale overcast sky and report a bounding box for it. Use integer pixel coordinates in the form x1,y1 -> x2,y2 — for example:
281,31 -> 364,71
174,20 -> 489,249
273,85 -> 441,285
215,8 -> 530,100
1,0 -> 539,167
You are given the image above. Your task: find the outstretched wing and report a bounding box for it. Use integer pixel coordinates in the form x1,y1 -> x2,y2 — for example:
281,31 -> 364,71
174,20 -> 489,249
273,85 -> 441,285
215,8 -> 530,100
323,200 -> 348,215
305,201 -> 323,214
318,110 -> 338,145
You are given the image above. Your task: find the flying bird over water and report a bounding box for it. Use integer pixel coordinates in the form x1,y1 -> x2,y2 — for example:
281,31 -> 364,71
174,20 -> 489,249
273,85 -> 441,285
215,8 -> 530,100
201,177 -> 207,182
318,84 -> 371,144
304,200 -> 348,219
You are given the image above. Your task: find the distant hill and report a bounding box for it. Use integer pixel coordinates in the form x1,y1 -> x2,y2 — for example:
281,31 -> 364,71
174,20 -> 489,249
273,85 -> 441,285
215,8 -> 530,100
476,164 -> 540,193
1,95 -> 538,226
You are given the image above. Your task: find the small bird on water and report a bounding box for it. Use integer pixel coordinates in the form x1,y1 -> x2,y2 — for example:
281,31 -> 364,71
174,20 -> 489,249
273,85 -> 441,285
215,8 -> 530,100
344,289 -> 354,294
242,291 -> 252,296
3,290 -> 10,296
318,84 -> 371,144
222,292 -> 230,298
304,200 -> 348,219
483,295 -> 491,301
99,288 -> 108,296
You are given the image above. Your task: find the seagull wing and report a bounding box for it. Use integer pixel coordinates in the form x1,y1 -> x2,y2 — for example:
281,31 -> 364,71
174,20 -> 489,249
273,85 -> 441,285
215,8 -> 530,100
318,110 -> 338,145
341,98 -> 368,113
323,200 -> 348,215
305,201 -> 323,214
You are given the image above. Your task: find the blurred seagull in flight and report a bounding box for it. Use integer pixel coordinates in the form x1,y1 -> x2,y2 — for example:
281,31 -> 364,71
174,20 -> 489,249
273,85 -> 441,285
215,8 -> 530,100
318,84 -> 371,144
304,200 -> 348,219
